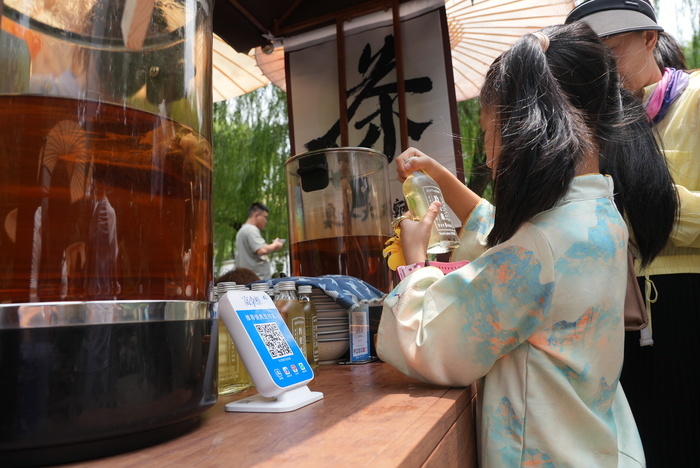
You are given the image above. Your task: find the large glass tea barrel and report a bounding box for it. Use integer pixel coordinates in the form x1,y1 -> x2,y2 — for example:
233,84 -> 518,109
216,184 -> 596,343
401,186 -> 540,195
0,0 -> 216,464
285,147 -> 393,292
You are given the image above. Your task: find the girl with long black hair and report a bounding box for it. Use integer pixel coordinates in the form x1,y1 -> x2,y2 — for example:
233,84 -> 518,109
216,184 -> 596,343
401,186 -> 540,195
378,22 -> 676,467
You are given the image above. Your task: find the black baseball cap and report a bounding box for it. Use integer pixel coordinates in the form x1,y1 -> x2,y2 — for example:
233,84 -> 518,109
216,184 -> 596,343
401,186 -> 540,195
565,0 -> 664,37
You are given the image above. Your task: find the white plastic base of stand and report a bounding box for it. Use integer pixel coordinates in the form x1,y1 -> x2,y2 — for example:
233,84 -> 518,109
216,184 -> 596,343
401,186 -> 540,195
225,385 -> 323,413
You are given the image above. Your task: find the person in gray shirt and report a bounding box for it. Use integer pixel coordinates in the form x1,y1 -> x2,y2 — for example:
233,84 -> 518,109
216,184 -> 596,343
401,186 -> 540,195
235,203 -> 283,280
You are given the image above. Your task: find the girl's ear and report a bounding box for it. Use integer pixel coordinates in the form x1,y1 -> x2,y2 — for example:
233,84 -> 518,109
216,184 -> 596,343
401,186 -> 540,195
644,30 -> 659,52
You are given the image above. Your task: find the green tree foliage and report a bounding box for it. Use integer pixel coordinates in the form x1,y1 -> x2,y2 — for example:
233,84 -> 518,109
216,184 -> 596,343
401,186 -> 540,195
686,32 -> 700,69
457,98 -> 491,199
212,85 -> 290,274
653,0 -> 700,68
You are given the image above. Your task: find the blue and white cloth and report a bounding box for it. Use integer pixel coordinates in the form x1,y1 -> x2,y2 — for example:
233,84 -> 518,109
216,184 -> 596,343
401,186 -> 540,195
257,275 -> 385,310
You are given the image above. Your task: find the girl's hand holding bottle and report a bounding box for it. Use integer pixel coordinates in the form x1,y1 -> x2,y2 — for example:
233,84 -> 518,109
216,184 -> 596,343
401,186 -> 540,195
395,147 -> 482,224
396,201 -> 443,265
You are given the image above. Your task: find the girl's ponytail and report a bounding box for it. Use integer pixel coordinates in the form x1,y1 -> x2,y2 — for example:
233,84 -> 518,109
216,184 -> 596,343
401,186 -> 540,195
481,29 -> 593,247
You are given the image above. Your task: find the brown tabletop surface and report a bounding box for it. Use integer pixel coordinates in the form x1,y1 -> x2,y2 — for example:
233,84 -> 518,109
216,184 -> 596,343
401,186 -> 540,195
62,362 -> 476,467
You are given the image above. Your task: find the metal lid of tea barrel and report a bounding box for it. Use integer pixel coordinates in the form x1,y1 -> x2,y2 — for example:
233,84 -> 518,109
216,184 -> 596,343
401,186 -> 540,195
285,147 -> 392,243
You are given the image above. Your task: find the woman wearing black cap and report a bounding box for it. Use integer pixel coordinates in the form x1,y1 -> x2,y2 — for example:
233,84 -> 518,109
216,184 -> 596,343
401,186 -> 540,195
568,1 -> 700,466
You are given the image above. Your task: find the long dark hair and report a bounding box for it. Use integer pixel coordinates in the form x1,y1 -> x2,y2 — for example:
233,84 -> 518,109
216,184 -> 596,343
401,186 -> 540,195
600,91 -> 678,267
654,31 -> 688,71
479,22 -> 677,267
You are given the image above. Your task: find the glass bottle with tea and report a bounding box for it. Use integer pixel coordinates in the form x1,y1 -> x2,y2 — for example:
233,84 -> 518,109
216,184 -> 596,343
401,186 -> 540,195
297,285 -> 319,369
274,281 -> 307,357
402,157 -> 460,254
217,282 -> 253,395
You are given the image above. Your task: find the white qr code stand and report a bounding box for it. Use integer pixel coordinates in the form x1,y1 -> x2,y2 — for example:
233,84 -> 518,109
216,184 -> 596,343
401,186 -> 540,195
218,290 -> 323,413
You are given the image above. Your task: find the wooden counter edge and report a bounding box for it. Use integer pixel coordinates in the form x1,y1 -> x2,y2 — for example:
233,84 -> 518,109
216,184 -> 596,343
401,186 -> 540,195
374,383 -> 477,467
423,388 -> 478,467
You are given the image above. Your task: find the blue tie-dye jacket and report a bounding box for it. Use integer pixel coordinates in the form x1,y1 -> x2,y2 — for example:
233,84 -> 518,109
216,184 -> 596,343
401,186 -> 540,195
378,175 -> 645,467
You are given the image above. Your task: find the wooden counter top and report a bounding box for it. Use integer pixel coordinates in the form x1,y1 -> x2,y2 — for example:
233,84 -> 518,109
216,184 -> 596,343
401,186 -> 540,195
63,362 -> 477,467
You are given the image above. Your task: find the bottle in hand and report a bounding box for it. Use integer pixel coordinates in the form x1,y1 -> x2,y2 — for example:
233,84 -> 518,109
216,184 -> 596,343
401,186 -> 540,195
402,157 -> 460,254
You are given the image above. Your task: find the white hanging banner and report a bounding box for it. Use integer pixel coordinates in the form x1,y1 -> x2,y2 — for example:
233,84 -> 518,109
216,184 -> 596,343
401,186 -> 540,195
286,5 -> 462,221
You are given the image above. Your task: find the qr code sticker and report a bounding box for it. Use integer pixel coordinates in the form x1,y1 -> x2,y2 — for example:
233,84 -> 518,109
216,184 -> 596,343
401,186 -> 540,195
351,310 -> 367,326
254,322 -> 293,359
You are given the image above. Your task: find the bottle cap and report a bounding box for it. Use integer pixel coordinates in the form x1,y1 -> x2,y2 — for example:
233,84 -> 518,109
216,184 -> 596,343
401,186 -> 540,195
298,285 -> 312,294
216,281 -> 248,297
217,282 -> 237,294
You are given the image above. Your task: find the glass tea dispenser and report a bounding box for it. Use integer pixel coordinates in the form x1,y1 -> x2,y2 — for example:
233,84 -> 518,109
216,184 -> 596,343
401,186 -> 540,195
285,147 -> 393,292
0,0 -> 216,464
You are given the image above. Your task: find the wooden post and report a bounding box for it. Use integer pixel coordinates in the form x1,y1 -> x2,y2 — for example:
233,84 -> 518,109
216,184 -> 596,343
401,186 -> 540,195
337,19 -> 349,147
392,0 -> 408,152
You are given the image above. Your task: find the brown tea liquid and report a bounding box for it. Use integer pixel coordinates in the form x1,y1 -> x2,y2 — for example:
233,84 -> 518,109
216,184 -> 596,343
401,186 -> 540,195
290,235 -> 392,293
0,95 -> 213,303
